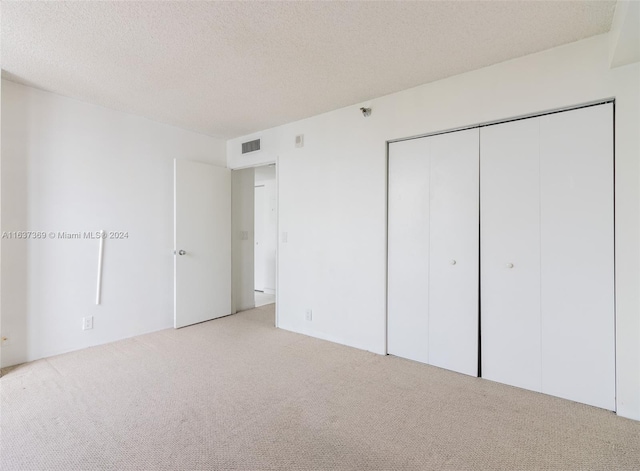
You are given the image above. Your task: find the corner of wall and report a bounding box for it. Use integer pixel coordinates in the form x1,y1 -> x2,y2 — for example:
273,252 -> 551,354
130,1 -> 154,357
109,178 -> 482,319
609,0 -> 640,68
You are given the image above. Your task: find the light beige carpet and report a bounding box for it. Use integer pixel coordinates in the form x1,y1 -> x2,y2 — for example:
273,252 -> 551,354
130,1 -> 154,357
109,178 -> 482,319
1,304 -> 639,471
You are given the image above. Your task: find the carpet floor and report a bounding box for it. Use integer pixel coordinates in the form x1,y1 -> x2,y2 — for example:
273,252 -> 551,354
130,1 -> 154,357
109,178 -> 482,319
1,304 -> 639,470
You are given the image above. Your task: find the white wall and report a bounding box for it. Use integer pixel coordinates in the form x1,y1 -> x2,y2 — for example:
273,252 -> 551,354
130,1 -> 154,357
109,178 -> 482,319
227,34 -> 640,420
1,80 -> 226,367
609,0 -> 640,68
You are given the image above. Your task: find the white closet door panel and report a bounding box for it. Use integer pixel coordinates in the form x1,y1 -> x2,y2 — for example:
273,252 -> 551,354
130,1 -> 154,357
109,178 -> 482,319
539,104 -> 615,410
481,118 -> 541,392
388,138 -> 431,363
428,128 -> 479,376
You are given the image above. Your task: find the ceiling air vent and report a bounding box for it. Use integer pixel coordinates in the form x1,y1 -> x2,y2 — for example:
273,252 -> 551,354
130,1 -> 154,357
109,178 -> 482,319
242,139 -> 261,154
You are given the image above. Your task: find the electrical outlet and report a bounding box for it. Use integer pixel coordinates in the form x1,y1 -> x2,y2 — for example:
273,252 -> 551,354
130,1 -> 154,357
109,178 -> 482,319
82,316 -> 94,331
305,309 -> 312,321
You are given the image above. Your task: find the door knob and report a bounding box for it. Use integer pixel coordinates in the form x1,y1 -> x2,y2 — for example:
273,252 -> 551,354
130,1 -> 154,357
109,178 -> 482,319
506,262 -> 514,268
450,260 -> 457,265
178,249 -> 186,256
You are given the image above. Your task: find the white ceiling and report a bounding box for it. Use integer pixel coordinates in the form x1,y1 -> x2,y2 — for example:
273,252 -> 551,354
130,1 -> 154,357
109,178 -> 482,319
2,1 -> 617,139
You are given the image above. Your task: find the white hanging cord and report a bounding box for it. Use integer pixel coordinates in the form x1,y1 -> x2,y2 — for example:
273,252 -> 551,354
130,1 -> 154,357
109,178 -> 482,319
96,230 -> 105,305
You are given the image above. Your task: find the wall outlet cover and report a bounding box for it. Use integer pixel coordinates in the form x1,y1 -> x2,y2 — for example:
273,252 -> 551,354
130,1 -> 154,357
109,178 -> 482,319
82,316 -> 94,331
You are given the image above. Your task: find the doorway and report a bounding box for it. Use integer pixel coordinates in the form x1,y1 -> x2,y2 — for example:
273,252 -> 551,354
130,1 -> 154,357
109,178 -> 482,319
254,165 -> 277,307
230,164 -> 277,322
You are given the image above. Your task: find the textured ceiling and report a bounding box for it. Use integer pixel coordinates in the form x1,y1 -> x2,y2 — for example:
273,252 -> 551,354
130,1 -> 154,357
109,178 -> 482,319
1,1 -> 616,138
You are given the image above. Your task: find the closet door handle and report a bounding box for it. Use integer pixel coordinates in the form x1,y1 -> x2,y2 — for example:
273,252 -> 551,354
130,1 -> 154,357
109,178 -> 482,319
450,260 -> 457,265
506,262 -> 514,269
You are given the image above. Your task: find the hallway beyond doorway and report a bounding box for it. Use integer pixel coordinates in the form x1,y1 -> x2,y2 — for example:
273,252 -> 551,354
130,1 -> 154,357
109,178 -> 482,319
255,290 -> 275,307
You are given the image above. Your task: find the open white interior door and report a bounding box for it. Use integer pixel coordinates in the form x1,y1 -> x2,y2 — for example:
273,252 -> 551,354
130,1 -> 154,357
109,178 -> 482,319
174,159 -> 231,328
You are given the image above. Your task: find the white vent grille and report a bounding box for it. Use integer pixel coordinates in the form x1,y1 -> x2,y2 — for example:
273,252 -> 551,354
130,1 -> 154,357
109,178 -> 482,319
242,139 -> 261,154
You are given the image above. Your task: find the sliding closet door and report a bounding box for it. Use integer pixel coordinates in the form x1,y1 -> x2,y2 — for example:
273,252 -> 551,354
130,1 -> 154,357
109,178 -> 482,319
481,118 -> 542,392
539,104 -> 614,410
387,138 -> 430,363
428,129 -> 479,376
